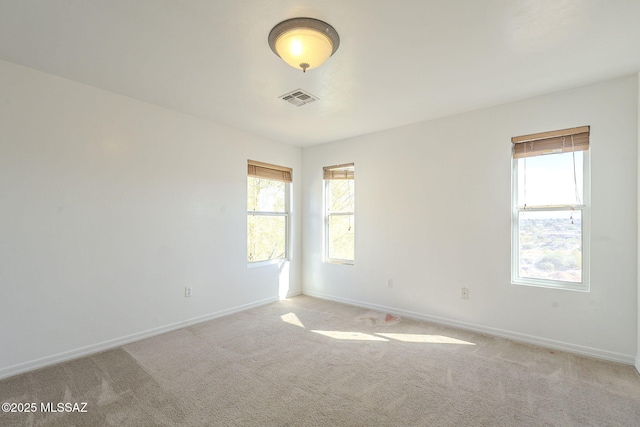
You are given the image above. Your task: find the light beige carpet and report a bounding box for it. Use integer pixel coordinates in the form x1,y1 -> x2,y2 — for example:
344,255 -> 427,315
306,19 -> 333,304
1,295 -> 639,426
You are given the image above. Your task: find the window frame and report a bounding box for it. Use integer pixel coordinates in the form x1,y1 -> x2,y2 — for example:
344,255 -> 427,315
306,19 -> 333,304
247,161 -> 291,266
511,129 -> 590,291
323,163 -> 355,265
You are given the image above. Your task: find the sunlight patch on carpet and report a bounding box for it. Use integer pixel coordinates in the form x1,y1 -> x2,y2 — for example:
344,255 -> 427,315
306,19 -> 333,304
376,333 -> 476,345
280,312 -> 305,328
311,330 -> 389,341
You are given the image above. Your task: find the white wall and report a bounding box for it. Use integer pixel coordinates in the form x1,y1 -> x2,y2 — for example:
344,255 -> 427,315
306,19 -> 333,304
302,75 -> 638,364
0,61 -> 302,378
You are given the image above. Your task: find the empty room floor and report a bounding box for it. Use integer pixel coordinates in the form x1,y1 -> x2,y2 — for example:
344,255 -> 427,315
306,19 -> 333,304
1,295 -> 639,426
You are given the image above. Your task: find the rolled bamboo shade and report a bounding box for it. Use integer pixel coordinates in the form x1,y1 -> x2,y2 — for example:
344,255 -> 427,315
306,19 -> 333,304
512,126 -> 590,159
248,160 -> 292,182
323,163 -> 354,180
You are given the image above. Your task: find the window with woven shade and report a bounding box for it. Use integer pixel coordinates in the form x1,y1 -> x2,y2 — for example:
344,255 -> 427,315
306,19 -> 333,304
511,126 -> 590,291
323,163 -> 355,264
247,160 -> 291,264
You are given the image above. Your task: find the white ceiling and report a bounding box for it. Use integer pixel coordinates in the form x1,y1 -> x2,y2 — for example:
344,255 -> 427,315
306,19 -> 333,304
1,1 -> 639,147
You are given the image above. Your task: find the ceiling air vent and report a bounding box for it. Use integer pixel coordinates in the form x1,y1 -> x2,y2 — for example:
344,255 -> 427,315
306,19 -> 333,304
279,89 -> 318,107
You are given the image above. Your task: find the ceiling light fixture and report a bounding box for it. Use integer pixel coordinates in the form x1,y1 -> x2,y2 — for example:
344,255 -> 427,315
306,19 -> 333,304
268,17 -> 340,73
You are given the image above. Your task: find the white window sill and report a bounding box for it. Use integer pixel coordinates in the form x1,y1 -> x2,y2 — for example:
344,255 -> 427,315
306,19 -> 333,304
248,259 -> 288,268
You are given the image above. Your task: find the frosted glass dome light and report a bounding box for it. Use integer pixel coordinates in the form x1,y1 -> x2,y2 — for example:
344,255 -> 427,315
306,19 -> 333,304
268,18 -> 340,73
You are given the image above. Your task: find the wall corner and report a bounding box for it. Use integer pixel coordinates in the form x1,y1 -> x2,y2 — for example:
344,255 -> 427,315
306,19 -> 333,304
636,72 -> 640,373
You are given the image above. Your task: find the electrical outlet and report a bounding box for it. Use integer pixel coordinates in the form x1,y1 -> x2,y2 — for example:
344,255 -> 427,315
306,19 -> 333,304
461,287 -> 469,300
185,287 -> 192,297
387,279 -> 393,288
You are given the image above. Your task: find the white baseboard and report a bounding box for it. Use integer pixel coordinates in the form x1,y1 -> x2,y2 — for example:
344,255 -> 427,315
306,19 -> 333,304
635,356 -> 640,375
303,290 -> 636,366
285,289 -> 303,298
0,296 -> 278,380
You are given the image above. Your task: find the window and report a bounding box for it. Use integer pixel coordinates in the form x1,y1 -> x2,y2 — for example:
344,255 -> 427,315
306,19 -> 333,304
511,126 -> 590,291
323,163 -> 355,264
247,160 -> 291,264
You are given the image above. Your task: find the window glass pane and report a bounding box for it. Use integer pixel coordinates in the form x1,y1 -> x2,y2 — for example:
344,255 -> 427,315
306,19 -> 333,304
247,177 -> 285,212
328,214 -> 354,260
517,152 -> 583,207
247,215 -> 286,262
328,180 -> 354,212
518,210 -> 582,283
